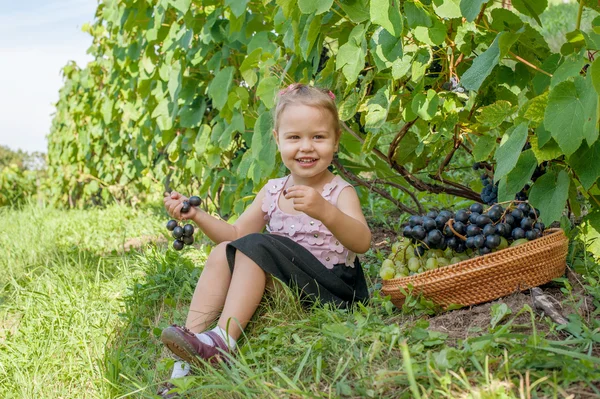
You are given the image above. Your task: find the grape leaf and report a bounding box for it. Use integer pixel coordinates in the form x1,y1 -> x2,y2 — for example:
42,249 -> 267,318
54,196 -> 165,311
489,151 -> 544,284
579,211 -> 600,259
544,76 -> 597,156
336,24 -> 368,83
569,141 -> 600,190
371,0 -> 403,37
168,0 -> 191,14
494,122 -> 529,182
225,0 -> 249,17
338,0 -> 370,23
511,0 -> 547,25
590,56 -> 600,96
530,136 -> 562,163
256,76 -> 280,109
411,90 -> 439,121
529,170 -> 570,224
476,100 -> 516,128
461,31 -> 519,91
404,1 -> 432,28
370,27 -> 403,70
550,53 -> 585,89
208,67 -> 234,111
432,0 -> 461,19
365,86 -> 391,129
472,135 -> 496,161
338,92 -> 360,121
460,0 -> 487,22
298,0 -> 334,15
522,92 -> 548,127
497,149 -> 537,202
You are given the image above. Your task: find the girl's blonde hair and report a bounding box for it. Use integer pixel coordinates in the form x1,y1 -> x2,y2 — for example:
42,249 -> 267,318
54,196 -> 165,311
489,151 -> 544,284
273,83 -> 341,138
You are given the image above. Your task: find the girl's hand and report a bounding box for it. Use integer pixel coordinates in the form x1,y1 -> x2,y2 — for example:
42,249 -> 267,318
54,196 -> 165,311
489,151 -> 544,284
283,185 -> 331,220
163,191 -> 198,220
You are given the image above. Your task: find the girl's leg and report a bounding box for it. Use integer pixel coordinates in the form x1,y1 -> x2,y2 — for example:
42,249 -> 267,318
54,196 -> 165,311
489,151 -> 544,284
184,241 -> 232,333
217,250 -> 267,340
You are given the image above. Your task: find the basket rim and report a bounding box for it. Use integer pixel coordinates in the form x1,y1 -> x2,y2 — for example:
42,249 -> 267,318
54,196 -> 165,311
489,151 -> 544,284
382,228 -> 566,289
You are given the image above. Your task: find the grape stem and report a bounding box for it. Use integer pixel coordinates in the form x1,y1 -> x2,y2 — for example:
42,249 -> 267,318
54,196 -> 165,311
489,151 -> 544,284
446,219 -> 467,241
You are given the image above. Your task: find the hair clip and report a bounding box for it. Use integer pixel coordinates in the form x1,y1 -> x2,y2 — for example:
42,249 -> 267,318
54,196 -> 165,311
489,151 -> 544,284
327,90 -> 336,100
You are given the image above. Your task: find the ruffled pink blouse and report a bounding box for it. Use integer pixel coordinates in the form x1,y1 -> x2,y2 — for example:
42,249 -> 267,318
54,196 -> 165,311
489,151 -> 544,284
261,175 -> 357,269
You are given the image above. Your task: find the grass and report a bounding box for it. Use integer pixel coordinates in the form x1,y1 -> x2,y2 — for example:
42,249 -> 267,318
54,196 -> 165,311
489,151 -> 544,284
0,203 -> 599,398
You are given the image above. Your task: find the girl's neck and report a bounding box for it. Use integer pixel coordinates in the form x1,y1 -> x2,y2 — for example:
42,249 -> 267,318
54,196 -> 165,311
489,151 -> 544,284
289,170 -> 334,189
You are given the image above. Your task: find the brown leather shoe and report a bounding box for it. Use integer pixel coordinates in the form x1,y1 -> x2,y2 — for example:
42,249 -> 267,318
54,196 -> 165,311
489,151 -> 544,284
161,325 -> 230,365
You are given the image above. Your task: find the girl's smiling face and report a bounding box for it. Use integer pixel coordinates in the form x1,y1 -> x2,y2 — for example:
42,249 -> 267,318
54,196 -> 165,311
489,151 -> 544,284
274,104 -> 339,180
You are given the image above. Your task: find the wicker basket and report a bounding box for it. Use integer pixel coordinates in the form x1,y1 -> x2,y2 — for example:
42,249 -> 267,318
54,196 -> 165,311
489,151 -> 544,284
380,228 -> 569,308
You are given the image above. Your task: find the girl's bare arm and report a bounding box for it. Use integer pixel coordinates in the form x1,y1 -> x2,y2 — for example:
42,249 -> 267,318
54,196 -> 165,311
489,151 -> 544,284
320,187 -> 371,254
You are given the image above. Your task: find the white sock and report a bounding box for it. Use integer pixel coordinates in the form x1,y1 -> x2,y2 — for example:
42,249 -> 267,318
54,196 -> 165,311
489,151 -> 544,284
170,361 -> 190,379
211,325 -> 237,350
194,332 -> 215,346
193,326 -> 237,350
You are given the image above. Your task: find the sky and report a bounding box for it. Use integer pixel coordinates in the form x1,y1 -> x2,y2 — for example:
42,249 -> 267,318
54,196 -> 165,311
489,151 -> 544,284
0,0 -> 97,154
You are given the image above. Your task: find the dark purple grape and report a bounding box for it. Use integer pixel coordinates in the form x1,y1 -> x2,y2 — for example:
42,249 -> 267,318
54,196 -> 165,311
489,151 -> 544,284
166,220 -> 178,231
512,228 -> 526,240
439,210 -> 453,219
183,224 -> 195,237
427,230 -> 443,246
526,229 -> 541,240
485,235 -> 501,249
496,223 -> 511,238
469,212 -> 481,224
479,247 -> 492,255
181,201 -> 191,214
511,209 -> 524,220
473,235 -> 485,249
426,211 -> 438,219
487,208 -> 502,222
466,224 -> 482,237
476,215 -> 492,228
412,226 -> 427,241
517,203 -> 531,214
423,217 -> 437,232
435,215 -> 449,230
534,222 -> 545,231
443,224 -> 454,237
452,221 -> 466,235
183,235 -> 194,245
455,210 -> 470,223
529,208 -> 540,218
173,240 -> 184,251
504,214 -> 516,226
447,237 -> 459,249
465,236 -> 475,249
521,217 -> 533,231
172,226 -> 184,239
189,196 -> 201,207
403,225 -> 413,238
470,203 -> 484,214
455,243 -> 466,253
482,224 -> 496,236
409,216 -> 422,227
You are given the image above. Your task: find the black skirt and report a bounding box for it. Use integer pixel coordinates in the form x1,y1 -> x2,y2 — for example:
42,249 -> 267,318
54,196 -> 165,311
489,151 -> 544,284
226,233 -> 369,309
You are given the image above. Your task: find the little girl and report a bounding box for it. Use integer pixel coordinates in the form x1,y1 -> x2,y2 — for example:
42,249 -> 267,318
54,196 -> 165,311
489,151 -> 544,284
159,84 -> 371,396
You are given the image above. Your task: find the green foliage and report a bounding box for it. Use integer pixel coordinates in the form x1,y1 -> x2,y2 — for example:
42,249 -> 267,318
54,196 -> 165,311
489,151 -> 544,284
47,0 -> 600,227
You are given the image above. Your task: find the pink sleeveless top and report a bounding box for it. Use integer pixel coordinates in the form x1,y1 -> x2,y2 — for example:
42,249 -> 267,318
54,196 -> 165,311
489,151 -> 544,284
261,175 -> 357,269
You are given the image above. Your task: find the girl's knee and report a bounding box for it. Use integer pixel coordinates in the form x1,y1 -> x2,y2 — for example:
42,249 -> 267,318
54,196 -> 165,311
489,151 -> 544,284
203,241 -> 231,271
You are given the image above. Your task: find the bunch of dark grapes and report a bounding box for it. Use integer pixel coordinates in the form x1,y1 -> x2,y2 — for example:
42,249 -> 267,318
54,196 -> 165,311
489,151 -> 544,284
166,195 -> 201,251
473,163 -> 498,205
402,201 -> 545,259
